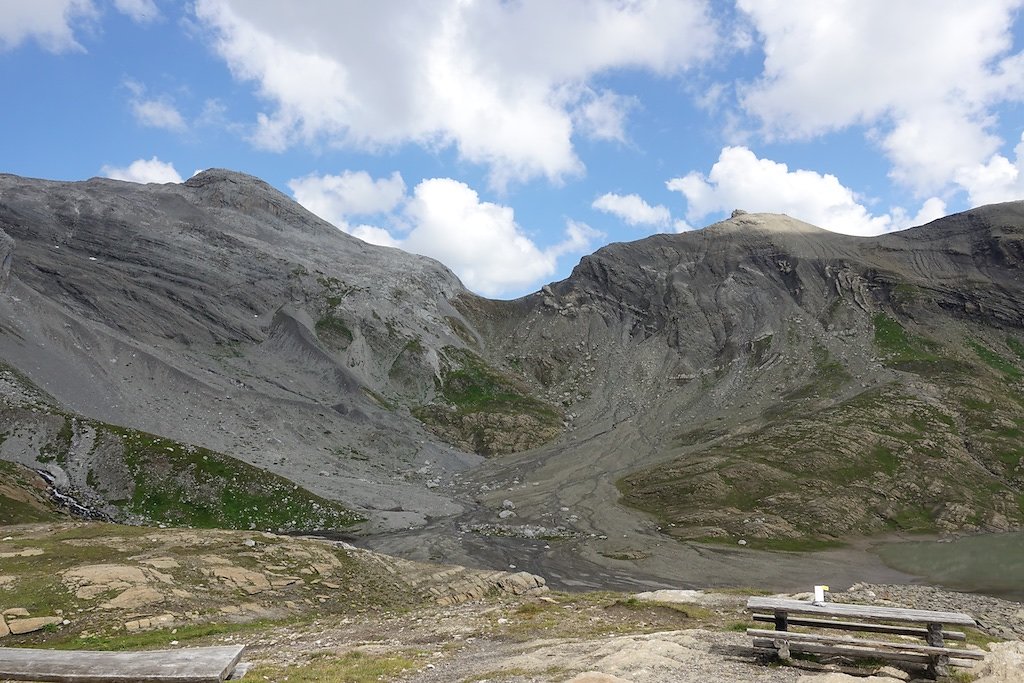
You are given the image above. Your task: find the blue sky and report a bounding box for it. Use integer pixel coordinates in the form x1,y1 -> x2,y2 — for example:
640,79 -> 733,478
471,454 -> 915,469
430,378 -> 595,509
2,1 -> 1024,298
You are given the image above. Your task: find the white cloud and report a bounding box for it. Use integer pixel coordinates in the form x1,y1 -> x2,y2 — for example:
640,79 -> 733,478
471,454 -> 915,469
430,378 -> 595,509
570,88 -> 637,143
667,146 -> 944,236
592,192 -> 671,228
113,0 -> 159,24
737,0 -> 1024,195
101,157 -> 183,184
290,172 -> 601,296
0,0 -> 96,53
955,132 -> 1024,207
124,79 -> 187,132
401,179 -> 565,295
131,98 -> 186,132
193,0 -> 716,188
889,197 -> 949,230
350,225 -> 401,248
288,171 -> 406,226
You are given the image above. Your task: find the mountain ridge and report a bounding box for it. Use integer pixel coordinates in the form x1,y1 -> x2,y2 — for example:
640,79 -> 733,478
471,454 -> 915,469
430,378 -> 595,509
0,170 -> 1022,589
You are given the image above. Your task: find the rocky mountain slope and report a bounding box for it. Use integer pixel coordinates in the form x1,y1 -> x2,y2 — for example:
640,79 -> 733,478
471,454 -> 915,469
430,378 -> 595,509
1,171 -> 1022,579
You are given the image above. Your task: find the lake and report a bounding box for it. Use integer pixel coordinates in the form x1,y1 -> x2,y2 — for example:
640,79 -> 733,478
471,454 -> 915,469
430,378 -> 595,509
873,532 -> 1024,601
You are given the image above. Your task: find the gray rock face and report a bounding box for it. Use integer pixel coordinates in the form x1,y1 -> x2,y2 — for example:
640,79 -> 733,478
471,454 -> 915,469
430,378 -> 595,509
0,170 -> 479,525
1,170 -> 1023,570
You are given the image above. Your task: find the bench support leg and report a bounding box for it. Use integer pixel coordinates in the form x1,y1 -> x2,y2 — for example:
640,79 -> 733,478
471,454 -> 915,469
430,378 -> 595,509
926,622 -> 945,648
928,654 -> 950,679
774,611 -> 788,632
773,638 -> 791,661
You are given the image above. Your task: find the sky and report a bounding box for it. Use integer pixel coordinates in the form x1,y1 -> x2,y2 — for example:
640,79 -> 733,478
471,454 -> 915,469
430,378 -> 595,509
2,1 -> 1024,299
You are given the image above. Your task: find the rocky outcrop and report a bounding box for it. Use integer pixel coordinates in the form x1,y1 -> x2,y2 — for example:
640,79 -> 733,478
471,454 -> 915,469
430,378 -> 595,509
429,570 -> 548,606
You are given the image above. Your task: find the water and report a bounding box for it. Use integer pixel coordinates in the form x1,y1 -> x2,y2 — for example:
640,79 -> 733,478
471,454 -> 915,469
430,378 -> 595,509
873,532 -> 1024,602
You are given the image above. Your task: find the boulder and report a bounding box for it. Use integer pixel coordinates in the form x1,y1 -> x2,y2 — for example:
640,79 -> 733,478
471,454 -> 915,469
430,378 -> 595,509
973,641 -> 1024,683
100,586 -> 164,610
8,616 -> 61,635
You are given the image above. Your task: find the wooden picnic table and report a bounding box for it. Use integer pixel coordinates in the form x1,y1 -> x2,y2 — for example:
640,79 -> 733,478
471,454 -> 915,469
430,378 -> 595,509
0,644 -> 246,682
746,596 -> 982,678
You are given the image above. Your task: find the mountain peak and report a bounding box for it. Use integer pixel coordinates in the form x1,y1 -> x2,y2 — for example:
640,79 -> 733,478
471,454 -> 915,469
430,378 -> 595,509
184,168 -> 282,195
704,211 -> 832,236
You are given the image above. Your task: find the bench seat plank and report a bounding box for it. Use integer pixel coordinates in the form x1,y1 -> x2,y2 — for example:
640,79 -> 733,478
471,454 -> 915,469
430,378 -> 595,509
0,645 -> 246,683
746,628 -> 984,659
751,638 -> 976,669
746,597 -> 976,626
750,613 -> 966,640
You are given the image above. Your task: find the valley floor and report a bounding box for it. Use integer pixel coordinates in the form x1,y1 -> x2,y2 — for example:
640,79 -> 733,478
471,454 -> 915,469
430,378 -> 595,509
0,523 -> 1022,682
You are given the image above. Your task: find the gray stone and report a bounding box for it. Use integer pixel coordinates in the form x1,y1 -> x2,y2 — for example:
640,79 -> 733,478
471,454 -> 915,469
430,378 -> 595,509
8,616 -> 61,635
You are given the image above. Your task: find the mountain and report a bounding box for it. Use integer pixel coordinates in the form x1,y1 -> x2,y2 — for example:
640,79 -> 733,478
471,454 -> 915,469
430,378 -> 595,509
0,171 -> 1021,575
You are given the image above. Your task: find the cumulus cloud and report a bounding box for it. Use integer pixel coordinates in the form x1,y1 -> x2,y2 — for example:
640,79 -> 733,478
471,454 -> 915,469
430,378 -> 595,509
737,0 -> 1024,195
0,0 -> 97,53
592,192 -> 671,228
955,132 -> 1024,207
124,80 -> 187,132
193,0 -> 716,188
570,88 -> 638,143
666,146 -> 943,236
101,157 -> 183,184
113,0 -> 159,23
290,172 -> 600,297
131,98 -> 186,131
288,171 -> 406,227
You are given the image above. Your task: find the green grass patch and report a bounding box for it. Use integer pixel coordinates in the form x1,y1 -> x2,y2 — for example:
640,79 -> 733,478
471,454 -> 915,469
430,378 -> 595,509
873,313 -> 914,357
886,504 -> 934,532
779,343 -> 851,404
50,620 -> 282,651
872,313 -> 945,372
0,461 -> 60,525
1006,336 -> 1024,361
248,650 -> 421,683
435,347 -> 555,418
674,426 -> 726,447
315,315 -> 353,350
693,536 -> 845,552
412,346 -> 562,455
969,341 -> 1021,379
101,425 -> 362,531
727,621 -> 756,632
38,417 -> 72,464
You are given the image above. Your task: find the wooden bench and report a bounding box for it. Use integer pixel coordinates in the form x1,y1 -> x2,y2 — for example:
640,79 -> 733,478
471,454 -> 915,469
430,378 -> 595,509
746,596 -> 983,678
0,645 -> 246,682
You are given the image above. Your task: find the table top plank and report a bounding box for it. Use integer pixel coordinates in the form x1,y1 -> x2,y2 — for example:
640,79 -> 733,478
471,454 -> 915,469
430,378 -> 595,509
746,597 -> 976,626
750,613 -> 967,639
0,645 -> 246,683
